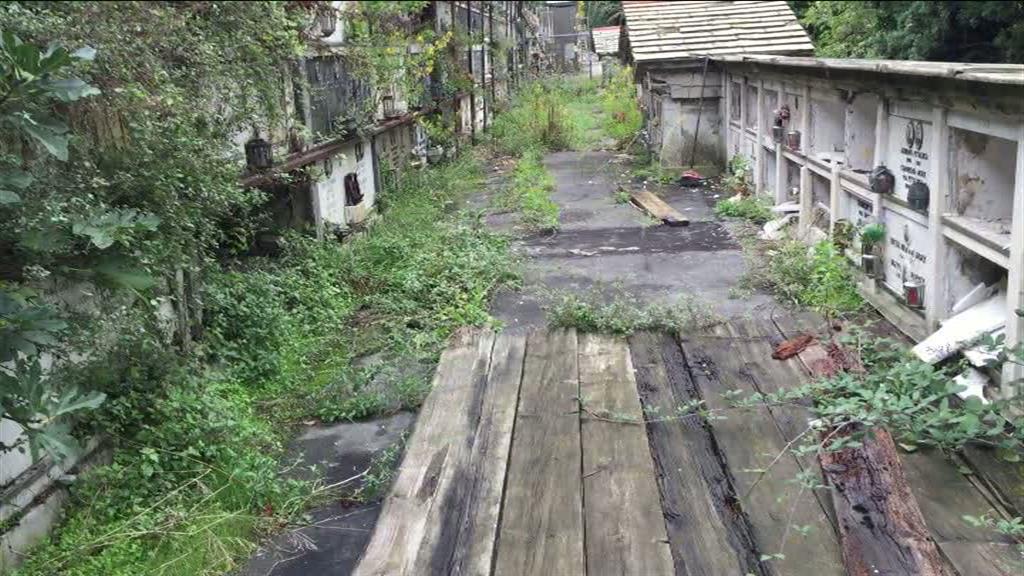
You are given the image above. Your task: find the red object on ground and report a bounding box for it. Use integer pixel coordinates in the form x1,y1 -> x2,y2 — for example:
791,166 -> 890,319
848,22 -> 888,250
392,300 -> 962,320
771,333 -> 814,360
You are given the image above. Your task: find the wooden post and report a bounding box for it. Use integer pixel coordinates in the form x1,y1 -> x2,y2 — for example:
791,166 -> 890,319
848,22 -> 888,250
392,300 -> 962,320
871,98 -> 888,222
799,165 -> 812,239
723,73 -> 732,161
1005,124 -> 1024,398
775,142 -> 787,205
800,83 -> 810,154
755,78 -> 764,196
925,107 -> 948,331
739,76 -> 748,165
830,160 -> 842,233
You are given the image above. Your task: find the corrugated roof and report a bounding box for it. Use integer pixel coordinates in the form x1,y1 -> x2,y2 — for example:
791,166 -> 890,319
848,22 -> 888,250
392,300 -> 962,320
622,1 -> 814,62
592,26 -> 620,55
717,54 -> 1024,86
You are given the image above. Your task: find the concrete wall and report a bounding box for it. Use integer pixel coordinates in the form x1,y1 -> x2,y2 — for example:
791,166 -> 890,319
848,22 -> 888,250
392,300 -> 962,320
719,60 -> 1024,397
643,65 -> 723,169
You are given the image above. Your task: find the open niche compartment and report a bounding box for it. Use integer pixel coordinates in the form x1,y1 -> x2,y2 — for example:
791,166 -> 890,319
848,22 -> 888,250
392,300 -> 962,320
942,127 -> 1016,258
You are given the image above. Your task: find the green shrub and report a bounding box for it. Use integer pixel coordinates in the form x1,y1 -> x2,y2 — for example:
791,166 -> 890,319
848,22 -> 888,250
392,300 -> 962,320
744,240 -> 862,317
491,81 -> 577,155
714,196 -> 774,224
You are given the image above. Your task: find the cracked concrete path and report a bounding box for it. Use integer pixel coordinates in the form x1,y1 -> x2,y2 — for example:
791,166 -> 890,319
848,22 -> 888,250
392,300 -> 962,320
490,150 -> 775,329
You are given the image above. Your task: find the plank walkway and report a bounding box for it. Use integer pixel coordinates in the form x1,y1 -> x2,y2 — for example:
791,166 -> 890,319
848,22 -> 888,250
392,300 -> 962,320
354,323 -> 1023,576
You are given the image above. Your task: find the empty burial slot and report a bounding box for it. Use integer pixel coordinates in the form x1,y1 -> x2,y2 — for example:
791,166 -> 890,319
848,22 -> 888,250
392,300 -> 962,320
785,158 -> 801,201
763,148 -> 777,196
943,241 -> 1007,318
811,172 -> 831,231
730,80 -> 742,124
809,96 -> 846,163
945,128 -> 1016,253
762,88 -> 779,139
844,93 -> 879,172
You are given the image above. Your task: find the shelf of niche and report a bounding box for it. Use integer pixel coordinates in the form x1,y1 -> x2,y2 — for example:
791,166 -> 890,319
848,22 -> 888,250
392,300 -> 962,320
941,214 -> 1012,269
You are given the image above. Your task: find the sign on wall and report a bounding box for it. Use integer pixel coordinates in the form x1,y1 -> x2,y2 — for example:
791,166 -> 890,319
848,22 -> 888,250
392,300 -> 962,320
886,115 -> 931,202
881,207 -> 930,294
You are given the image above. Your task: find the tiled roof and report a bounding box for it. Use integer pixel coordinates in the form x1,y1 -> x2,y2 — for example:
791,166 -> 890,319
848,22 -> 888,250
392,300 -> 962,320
592,26 -> 620,55
622,1 -> 814,62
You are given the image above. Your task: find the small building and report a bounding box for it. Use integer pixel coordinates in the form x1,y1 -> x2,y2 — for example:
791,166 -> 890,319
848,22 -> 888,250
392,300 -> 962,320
621,0 -> 813,169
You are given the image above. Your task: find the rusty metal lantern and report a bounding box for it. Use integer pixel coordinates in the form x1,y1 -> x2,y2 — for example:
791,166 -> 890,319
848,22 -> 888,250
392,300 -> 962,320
907,181 -> 930,212
771,123 -> 786,144
245,134 -> 273,171
904,280 -> 925,309
786,129 -> 801,150
317,8 -> 337,38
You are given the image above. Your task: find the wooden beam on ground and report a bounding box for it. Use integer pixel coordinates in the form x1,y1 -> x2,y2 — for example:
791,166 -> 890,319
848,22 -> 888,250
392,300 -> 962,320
818,426 -> 953,576
578,334 -> 674,576
681,324 -> 845,576
494,329 -> 584,576
629,189 -> 690,226
629,331 -> 766,575
354,328 -> 496,576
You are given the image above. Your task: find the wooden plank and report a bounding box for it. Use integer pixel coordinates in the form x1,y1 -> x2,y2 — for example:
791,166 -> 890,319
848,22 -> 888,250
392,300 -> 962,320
578,334 -> 674,576
682,325 -> 845,576
901,449 -> 1023,576
630,189 -> 690,226
819,426 -> 953,576
629,331 -> 766,576
961,444 -> 1024,517
355,328 -> 495,576
494,329 -> 584,576
418,331 -> 527,576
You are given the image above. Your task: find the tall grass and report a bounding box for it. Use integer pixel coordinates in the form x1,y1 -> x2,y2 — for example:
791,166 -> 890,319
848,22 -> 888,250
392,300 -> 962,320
491,80 -> 580,156
601,67 -> 643,146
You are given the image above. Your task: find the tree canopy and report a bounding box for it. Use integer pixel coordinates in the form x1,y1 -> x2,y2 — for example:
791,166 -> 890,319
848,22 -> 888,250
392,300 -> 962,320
791,1 -> 1024,63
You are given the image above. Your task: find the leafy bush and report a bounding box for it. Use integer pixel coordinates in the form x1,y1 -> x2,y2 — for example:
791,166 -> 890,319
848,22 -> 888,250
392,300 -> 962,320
743,240 -> 863,317
714,196 -> 774,224
491,81 -> 578,155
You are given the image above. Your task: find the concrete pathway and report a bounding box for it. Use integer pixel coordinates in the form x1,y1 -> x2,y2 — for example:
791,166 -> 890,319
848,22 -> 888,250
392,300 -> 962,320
491,149 -> 774,329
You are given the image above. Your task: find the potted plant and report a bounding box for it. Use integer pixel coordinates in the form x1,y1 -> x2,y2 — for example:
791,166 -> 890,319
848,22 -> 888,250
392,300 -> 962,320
859,223 -> 885,279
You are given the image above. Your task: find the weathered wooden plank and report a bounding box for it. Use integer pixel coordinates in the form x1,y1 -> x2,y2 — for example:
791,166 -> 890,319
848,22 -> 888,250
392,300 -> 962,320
578,334 -> 674,576
820,426 -> 953,576
772,311 -> 1023,575
901,449 -> 1023,576
681,325 -> 845,576
355,328 -> 495,576
962,443 -> 1024,518
418,331 -> 527,576
494,329 -> 584,576
630,189 -> 690,226
629,331 -> 766,576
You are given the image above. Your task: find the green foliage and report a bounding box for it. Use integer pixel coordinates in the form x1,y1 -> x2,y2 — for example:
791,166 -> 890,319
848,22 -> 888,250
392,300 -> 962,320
859,222 -> 886,247
600,66 -> 642,146
723,154 -> 753,194
795,1 -> 1024,63
491,80 -> 579,155
352,436 -> 406,502
546,284 -> 721,335
497,149 -> 559,232
715,196 -> 773,224
743,240 -> 863,317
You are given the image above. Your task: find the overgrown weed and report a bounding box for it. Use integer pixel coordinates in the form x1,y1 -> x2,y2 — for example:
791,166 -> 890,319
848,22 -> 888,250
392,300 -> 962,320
715,195 -> 774,224
741,239 -> 862,318
545,284 -> 721,335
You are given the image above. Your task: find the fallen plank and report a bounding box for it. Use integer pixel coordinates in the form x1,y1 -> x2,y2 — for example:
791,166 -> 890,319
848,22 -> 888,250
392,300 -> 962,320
578,334 -> 674,576
629,331 -> 766,576
421,331 -> 526,576
682,325 -> 845,576
354,328 -> 496,576
819,426 -> 953,576
630,189 -> 690,226
773,311 -> 1023,575
494,329 -> 584,576
961,443 -> 1024,518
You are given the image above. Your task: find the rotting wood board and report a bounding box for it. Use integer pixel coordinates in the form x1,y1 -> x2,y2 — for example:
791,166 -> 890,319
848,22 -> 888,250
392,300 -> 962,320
629,189 -> 690,226
681,325 -> 845,576
578,334 -> 674,576
629,331 -> 767,576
